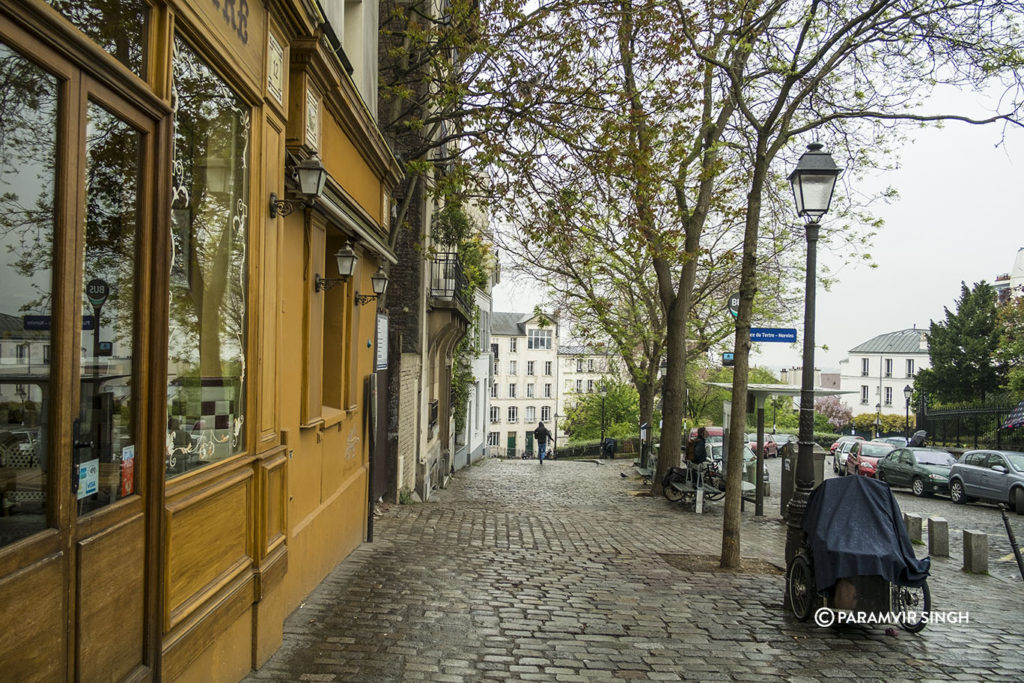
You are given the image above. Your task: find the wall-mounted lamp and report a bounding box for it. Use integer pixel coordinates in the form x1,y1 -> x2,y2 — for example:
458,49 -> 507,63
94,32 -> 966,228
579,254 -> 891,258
270,153 -> 328,218
314,243 -> 358,292
354,266 -> 390,306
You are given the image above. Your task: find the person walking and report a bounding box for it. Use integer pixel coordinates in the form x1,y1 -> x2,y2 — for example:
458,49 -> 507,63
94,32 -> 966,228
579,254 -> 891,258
534,422 -> 552,464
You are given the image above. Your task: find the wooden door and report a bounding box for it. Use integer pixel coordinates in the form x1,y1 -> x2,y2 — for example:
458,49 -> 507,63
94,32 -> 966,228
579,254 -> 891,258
0,26 -> 157,681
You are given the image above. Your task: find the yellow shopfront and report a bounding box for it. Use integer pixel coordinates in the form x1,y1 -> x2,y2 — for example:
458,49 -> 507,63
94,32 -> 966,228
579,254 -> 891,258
0,1 -> 399,680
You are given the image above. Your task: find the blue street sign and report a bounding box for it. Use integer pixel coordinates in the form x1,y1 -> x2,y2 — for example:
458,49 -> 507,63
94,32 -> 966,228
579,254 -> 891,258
750,327 -> 797,343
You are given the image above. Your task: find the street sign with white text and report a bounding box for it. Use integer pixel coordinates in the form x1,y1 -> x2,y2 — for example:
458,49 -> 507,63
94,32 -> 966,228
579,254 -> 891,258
750,327 -> 797,343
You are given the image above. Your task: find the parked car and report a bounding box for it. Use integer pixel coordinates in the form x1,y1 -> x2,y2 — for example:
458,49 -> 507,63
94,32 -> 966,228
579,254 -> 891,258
708,442 -> 769,493
878,436 -> 909,448
775,433 -> 799,450
689,426 -> 724,443
845,441 -> 896,478
830,435 -> 865,455
948,450 -> 1024,513
746,433 -> 778,458
877,447 -> 957,497
832,440 -> 857,475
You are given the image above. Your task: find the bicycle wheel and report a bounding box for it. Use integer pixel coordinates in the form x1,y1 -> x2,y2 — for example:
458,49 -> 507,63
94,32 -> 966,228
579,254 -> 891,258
894,581 -> 931,633
787,552 -> 816,621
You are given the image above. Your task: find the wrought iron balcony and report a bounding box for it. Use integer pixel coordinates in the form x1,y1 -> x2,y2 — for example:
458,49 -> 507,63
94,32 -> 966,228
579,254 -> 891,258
429,252 -> 471,317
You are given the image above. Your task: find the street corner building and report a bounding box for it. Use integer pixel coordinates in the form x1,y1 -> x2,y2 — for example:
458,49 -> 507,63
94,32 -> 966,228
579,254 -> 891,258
0,1 -> 404,680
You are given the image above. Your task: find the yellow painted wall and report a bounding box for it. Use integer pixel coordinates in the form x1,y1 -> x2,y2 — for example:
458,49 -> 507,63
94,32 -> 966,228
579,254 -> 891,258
322,112 -> 383,224
174,610 -> 252,683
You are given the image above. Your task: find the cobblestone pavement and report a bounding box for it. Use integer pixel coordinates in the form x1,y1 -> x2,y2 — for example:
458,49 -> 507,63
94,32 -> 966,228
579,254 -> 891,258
247,458 -> 1024,682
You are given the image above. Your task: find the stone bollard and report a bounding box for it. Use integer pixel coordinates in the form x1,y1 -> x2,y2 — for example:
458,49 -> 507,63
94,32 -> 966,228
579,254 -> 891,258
928,517 -> 949,557
962,530 -> 988,574
904,513 -> 923,544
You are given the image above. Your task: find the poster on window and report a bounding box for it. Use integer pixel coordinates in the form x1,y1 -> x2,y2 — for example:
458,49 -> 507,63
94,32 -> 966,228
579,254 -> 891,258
120,445 -> 135,497
376,314 -> 388,370
77,459 -> 99,499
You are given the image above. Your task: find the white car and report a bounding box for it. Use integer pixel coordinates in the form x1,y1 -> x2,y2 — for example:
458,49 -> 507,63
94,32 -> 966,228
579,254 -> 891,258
833,440 -> 856,475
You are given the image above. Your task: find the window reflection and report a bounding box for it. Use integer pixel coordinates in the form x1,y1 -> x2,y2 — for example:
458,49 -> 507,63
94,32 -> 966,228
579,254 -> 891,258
167,37 -> 249,478
76,103 -> 140,515
47,0 -> 148,76
0,42 -> 57,545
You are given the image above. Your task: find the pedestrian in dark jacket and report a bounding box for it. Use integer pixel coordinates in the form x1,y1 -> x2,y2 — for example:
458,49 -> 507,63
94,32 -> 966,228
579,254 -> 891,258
534,422 -> 552,463
692,427 -> 708,465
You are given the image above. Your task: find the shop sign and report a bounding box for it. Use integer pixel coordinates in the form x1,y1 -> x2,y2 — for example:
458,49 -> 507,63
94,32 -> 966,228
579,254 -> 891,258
376,314 -> 388,370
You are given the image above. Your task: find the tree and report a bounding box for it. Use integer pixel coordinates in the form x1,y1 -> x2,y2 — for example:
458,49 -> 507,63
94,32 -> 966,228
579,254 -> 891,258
995,296 -> 1024,396
917,282 -> 1005,403
814,396 -> 852,431
563,380 -> 640,443
677,0 -> 1024,568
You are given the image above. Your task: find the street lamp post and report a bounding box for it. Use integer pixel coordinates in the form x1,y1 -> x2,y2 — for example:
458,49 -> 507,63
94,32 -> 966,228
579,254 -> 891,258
784,143 -> 842,572
599,383 -> 608,450
874,402 -> 882,439
554,413 -> 560,455
903,385 -> 913,439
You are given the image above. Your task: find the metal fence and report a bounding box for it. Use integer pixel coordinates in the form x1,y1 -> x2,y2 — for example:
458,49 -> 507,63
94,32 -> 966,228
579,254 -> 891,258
918,403 -> 1024,451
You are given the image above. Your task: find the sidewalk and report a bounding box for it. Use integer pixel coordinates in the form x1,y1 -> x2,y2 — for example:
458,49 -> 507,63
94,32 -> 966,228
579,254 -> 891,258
247,458 -> 1023,682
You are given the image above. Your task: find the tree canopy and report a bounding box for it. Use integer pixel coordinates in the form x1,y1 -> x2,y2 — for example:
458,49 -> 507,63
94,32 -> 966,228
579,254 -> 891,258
917,281 -> 1005,404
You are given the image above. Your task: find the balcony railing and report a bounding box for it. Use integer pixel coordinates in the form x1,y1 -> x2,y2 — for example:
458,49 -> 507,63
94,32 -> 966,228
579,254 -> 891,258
430,252 -> 470,312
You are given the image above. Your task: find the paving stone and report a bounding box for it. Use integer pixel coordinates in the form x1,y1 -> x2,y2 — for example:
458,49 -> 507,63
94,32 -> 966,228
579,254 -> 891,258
245,459 -> 1024,682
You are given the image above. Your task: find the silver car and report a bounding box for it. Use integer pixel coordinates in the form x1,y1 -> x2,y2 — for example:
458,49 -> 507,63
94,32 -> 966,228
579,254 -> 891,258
948,450 -> 1024,513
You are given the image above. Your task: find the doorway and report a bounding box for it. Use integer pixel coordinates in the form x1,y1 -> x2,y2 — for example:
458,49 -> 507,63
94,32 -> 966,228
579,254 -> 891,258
0,29 -> 158,680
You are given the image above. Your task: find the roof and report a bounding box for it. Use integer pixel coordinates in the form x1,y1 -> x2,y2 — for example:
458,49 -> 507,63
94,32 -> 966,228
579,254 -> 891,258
849,328 -> 929,355
558,344 -> 611,356
491,311 -> 555,336
706,382 -> 854,398
491,311 -> 529,336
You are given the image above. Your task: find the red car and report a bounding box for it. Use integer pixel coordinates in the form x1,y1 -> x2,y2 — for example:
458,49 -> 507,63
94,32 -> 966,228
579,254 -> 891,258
746,433 -> 778,458
830,435 -> 865,455
845,441 -> 896,478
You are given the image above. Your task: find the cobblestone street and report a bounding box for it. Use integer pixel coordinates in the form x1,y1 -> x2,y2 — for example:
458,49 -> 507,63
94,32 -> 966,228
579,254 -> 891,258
247,458 -> 1024,682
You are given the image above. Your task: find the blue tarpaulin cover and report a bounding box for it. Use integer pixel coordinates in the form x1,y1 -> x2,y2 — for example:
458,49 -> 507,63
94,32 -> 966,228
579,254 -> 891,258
801,476 -> 930,593
1003,399 -> 1024,429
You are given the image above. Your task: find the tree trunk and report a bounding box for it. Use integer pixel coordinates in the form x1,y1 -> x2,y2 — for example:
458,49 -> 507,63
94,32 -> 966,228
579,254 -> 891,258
720,152 -> 768,569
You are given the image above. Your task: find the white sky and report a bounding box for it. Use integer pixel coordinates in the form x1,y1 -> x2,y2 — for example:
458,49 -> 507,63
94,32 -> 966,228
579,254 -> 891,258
493,86 -> 1024,374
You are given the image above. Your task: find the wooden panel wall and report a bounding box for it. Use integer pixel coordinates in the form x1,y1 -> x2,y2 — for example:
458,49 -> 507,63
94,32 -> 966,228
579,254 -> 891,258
0,553 -> 65,681
76,514 -> 146,682
164,468 -> 254,631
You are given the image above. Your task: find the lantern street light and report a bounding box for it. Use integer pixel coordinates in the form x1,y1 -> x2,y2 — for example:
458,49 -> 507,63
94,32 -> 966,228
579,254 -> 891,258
355,266 -> 390,306
315,243 -> 358,292
270,153 -> 328,218
784,143 -> 842,573
599,383 -> 608,448
904,385 -> 914,438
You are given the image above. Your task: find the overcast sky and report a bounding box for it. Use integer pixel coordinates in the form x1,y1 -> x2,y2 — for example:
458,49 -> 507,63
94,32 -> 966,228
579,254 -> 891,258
492,85 -> 1024,374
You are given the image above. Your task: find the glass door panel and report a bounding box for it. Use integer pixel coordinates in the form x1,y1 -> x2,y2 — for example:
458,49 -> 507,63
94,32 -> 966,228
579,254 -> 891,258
0,41 -> 59,545
75,102 -> 141,515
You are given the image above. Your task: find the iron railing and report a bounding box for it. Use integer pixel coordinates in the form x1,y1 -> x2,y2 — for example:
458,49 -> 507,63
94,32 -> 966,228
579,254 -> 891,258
429,252 -> 470,312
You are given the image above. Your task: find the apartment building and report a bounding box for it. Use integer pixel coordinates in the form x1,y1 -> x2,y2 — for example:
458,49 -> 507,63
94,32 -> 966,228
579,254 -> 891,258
837,328 -> 932,416
488,312 -> 559,456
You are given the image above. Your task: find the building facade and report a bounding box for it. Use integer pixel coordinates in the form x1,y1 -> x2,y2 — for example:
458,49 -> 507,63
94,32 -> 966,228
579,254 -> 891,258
0,1 -> 402,679
453,283 -> 495,470
994,246 -> 1024,304
489,311 -> 559,457
837,328 -> 932,417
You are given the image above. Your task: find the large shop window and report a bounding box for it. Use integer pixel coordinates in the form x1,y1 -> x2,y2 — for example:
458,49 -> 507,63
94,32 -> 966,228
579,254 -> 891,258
47,0 -> 148,76
167,37 -> 250,478
0,43 -> 57,544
